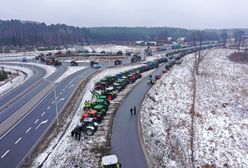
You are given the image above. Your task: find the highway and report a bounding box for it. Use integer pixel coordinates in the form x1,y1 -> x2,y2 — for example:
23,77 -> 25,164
0,63 -> 67,124
0,65 -> 96,167
111,64 -> 165,168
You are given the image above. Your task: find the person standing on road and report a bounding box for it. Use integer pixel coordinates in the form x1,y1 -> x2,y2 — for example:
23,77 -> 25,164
133,106 -> 136,115
130,108 -> 133,116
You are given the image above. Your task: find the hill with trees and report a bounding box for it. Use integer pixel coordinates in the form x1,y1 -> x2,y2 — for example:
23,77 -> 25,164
0,19 -> 246,47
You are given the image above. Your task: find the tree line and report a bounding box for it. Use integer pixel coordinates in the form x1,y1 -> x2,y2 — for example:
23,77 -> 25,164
0,19 -> 247,47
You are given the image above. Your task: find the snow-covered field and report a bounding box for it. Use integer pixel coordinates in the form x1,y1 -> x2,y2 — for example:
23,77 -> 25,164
0,65 -> 33,95
140,49 -> 248,167
83,44 -> 147,53
31,63 -> 154,168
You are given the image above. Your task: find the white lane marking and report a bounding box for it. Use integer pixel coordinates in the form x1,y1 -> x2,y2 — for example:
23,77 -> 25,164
57,97 -> 65,103
52,100 -> 55,104
47,106 -> 51,110
1,150 -> 10,158
59,92 -> 62,95
15,137 -> 22,144
34,119 -> 39,124
69,84 -> 75,88
41,112 -> 46,116
56,96 -> 59,99
36,119 -> 48,130
63,88 -> 65,92
26,127 -> 31,133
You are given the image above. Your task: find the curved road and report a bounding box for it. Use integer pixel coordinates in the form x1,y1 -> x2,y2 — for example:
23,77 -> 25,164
111,64 -> 165,168
0,63 -> 67,124
0,67 -> 96,167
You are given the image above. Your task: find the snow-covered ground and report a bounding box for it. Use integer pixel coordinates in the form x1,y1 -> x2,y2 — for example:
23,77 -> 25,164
0,65 -> 33,95
83,44 -> 147,53
55,66 -> 87,83
4,62 -> 56,79
31,63 -> 154,168
140,49 -> 248,167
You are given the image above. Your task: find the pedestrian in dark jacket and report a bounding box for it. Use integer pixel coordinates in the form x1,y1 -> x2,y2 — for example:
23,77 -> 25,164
78,130 -> 81,141
130,108 -> 133,116
133,106 -> 136,115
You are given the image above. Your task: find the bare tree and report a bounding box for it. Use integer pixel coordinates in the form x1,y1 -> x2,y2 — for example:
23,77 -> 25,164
220,30 -> 228,48
191,31 -> 209,75
234,30 -> 245,53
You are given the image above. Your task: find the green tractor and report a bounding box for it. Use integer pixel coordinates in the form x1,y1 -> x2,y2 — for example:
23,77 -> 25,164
101,76 -> 116,86
93,105 -> 107,116
91,90 -> 108,100
84,99 -> 109,111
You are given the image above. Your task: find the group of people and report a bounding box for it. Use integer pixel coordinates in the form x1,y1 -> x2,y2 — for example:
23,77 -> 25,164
71,124 -> 82,141
130,106 -> 137,116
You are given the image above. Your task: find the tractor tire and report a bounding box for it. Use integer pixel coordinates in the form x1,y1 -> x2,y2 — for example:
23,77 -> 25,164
85,128 -> 95,136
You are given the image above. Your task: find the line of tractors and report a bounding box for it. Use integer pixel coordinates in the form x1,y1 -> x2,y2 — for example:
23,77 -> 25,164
71,45 -> 217,137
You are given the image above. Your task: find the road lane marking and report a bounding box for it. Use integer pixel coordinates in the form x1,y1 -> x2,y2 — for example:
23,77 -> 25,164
63,88 -> 65,92
47,106 -> 51,110
34,119 -> 39,124
1,150 -> 10,158
59,92 -> 62,95
56,96 -> 59,99
52,100 -> 55,104
15,137 -> 22,144
57,97 -> 65,103
26,127 -> 31,133
41,112 -> 45,116
36,119 -> 48,130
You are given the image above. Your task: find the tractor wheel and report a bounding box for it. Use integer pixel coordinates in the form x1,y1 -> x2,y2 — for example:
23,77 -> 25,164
85,128 -> 95,136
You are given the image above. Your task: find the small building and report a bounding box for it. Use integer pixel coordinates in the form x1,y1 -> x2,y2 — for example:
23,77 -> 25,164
177,37 -> 186,44
135,41 -> 145,46
146,41 -> 157,46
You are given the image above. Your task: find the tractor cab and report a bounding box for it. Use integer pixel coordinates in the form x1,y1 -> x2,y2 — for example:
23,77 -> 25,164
101,155 -> 121,168
102,87 -> 117,100
113,83 -> 124,92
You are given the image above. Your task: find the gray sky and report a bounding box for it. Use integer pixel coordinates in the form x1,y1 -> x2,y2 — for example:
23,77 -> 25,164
0,0 -> 247,29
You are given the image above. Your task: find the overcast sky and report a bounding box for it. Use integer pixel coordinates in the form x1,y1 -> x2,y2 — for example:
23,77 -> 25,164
0,0 -> 247,29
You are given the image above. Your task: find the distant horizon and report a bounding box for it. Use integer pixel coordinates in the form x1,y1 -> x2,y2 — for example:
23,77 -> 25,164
1,19 -> 248,31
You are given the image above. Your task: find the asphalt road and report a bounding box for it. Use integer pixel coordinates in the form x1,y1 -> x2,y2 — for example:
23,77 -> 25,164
0,63 -> 46,106
0,64 -> 67,124
0,66 -> 96,167
111,64 -> 165,168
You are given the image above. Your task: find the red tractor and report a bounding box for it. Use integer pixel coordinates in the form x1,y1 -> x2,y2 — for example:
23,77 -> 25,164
95,82 -> 108,91
128,74 -> 137,83
81,110 -> 103,123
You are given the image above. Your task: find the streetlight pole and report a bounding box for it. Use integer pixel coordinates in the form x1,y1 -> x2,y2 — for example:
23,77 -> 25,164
53,82 -> 59,126
43,78 -> 59,125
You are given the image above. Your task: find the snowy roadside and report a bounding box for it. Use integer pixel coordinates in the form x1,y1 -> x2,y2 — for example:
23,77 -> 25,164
31,64 -> 155,168
0,65 -> 33,95
141,53 -> 195,167
55,66 -> 87,83
140,49 -> 248,167
3,62 -> 56,79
